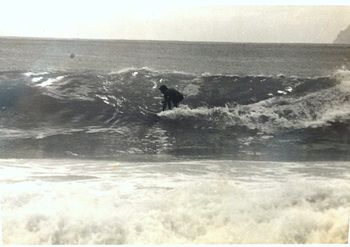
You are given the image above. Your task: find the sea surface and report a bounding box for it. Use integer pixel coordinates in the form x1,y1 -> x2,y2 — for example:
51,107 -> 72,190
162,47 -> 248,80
0,37 -> 350,244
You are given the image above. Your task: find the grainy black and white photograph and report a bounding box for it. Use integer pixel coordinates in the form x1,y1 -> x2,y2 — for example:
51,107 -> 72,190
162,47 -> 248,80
1,0 -> 350,244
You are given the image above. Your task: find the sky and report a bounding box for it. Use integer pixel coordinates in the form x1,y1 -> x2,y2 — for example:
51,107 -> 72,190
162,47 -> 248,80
1,0 -> 350,43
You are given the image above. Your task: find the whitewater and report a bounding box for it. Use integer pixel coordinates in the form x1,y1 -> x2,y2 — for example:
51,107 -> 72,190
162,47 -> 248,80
0,38 -> 350,244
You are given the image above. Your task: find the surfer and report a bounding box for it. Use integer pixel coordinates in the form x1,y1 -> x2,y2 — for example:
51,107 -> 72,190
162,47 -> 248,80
159,85 -> 184,111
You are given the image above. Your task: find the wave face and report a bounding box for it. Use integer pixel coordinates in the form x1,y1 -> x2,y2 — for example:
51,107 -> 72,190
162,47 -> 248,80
0,68 -> 350,159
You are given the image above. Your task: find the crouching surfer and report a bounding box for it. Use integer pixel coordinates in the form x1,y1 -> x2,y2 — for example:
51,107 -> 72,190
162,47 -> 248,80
159,85 -> 184,111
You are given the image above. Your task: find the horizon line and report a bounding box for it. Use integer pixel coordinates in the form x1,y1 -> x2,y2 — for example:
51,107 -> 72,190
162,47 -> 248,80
0,35 -> 343,45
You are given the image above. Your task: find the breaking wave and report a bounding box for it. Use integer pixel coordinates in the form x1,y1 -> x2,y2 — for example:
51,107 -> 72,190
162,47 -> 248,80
0,68 -> 348,135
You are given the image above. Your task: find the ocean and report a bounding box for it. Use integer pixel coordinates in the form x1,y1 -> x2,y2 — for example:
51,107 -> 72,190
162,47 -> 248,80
0,37 -> 350,244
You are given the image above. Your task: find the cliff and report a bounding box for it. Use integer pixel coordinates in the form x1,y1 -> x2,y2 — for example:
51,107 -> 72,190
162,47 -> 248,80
334,25 -> 350,44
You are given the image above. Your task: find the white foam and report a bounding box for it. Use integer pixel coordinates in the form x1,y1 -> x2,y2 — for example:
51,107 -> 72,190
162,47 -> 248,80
334,68 -> 350,92
109,66 -> 154,75
37,76 -> 65,88
109,67 -> 138,75
23,72 -> 49,77
151,80 -> 158,89
183,84 -> 200,96
1,159 -> 349,244
285,86 -> 293,92
31,77 -> 43,83
158,105 -> 223,119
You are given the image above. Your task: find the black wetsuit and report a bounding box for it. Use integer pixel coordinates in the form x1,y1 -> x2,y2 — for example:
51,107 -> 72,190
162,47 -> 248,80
162,88 -> 184,111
